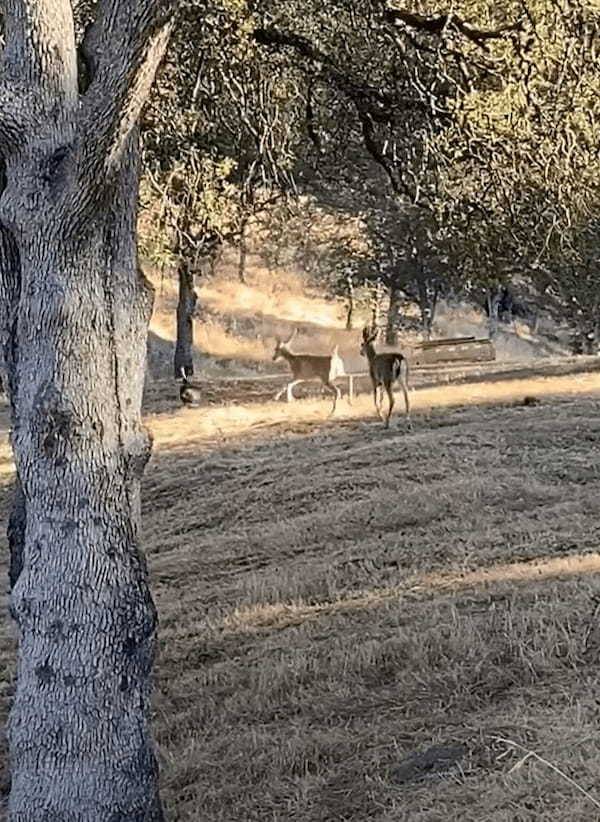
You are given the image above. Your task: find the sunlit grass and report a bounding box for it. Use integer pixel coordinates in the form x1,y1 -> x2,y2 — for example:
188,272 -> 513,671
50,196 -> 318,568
146,370 -> 600,451
222,552 -> 600,635
3,377 -> 600,820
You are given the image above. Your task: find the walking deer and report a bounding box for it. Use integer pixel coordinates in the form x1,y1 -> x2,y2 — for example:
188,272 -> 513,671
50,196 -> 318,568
360,326 -> 411,429
272,328 -> 344,415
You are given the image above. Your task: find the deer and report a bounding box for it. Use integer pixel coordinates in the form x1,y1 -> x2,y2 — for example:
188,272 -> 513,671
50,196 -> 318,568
178,367 -> 202,407
272,328 -> 344,415
360,325 -> 411,429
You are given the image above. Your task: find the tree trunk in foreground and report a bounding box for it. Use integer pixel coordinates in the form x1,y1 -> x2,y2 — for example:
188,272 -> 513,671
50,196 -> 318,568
0,1 -> 174,818
174,260 -> 197,378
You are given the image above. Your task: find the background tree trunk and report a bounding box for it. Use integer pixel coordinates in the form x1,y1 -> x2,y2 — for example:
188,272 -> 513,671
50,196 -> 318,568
0,1 -> 173,817
385,285 -> 402,345
174,260 -> 198,378
486,285 -> 502,339
238,215 -> 248,284
345,273 -> 354,330
370,278 -> 385,331
416,270 -> 438,341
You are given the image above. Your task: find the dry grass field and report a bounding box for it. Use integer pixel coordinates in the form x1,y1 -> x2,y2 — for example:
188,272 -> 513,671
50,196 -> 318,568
2,363 -> 600,820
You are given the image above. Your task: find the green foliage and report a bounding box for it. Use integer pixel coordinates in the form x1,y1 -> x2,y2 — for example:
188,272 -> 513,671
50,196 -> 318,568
140,0 -> 600,343
139,1 -> 303,270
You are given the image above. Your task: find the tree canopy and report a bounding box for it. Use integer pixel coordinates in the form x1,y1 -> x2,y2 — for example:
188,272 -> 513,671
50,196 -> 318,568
136,1 -> 600,347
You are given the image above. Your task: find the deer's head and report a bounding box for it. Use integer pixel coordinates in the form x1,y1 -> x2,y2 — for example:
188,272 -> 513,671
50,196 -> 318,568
272,328 -> 298,361
360,326 -> 378,357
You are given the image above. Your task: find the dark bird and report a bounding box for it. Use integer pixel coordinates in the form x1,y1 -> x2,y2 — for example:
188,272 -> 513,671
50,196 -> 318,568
179,367 -> 202,407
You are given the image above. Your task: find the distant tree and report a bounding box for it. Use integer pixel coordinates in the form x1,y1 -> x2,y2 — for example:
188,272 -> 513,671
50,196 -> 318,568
141,3 -> 301,376
0,0 -> 175,816
432,1 -> 600,343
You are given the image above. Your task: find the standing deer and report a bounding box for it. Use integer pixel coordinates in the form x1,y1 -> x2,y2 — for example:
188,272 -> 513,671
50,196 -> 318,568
360,326 -> 411,429
272,328 -> 344,415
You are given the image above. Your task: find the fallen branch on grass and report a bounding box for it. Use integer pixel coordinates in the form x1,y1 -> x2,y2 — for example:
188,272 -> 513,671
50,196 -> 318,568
494,735 -> 600,811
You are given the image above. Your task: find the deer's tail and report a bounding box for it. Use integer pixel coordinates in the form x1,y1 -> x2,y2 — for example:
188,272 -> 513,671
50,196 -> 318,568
393,354 -> 409,386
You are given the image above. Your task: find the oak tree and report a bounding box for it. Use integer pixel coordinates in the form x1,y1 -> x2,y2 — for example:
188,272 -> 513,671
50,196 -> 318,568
0,0 -> 176,817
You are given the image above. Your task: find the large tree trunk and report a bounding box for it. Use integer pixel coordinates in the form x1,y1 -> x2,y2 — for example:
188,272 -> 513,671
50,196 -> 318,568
7,141 -> 163,822
174,260 -> 197,378
0,0 -> 174,818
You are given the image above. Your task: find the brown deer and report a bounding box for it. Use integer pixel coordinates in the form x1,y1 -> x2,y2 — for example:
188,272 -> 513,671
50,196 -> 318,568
272,329 -> 344,415
360,325 -> 411,428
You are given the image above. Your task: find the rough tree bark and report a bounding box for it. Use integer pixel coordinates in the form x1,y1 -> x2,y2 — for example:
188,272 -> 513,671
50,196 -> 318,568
174,260 -> 197,379
0,0 -> 175,818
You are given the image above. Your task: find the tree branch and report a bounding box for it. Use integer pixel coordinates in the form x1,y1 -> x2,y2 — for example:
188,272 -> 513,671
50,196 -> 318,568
253,26 -> 419,199
78,0 -> 177,180
384,9 -> 523,51
253,27 -> 419,125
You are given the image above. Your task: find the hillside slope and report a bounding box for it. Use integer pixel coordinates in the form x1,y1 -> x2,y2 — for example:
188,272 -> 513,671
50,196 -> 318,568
146,251 -> 568,381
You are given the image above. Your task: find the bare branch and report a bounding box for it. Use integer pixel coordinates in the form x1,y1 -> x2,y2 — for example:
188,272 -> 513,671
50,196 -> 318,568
253,27 -> 419,124
78,0 -> 177,179
384,9 -> 523,51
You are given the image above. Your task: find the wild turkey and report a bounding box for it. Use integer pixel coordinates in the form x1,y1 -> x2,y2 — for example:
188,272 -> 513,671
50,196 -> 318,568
179,368 -> 202,407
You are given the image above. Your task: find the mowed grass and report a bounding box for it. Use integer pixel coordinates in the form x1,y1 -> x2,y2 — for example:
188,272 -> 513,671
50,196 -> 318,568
2,373 -> 600,820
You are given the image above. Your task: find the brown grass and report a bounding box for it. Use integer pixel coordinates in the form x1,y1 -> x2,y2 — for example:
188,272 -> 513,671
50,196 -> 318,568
147,264 -> 356,375
2,370 -> 600,820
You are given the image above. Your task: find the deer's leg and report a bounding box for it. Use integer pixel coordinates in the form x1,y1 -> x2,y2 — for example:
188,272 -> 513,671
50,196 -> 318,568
373,382 -> 383,421
324,381 -> 340,416
275,379 -> 300,402
399,370 -> 412,428
384,381 -> 394,428
286,379 -> 302,402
